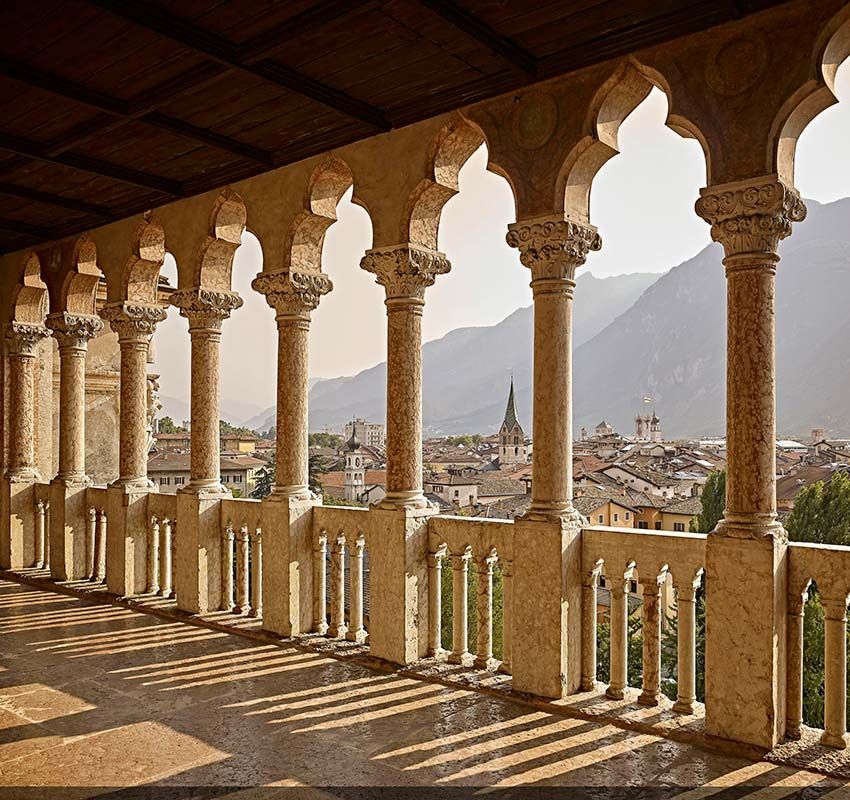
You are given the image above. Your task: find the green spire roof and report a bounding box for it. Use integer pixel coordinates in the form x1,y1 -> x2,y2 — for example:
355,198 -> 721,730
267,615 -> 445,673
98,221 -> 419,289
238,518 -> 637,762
502,377 -> 520,431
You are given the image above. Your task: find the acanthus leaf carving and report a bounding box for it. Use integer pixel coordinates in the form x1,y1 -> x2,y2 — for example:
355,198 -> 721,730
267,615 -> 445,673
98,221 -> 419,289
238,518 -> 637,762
695,177 -> 807,258
101,302 -> 168,340
6,322 -> 50,356
170,287 -> 243,329
359,245 -> 451,300
506,217 -> 602,282
252,269 -> 333,316
45,311 -> 104,350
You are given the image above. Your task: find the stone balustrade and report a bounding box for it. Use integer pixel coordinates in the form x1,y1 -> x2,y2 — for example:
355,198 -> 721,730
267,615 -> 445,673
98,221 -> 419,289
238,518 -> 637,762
85,486 -> 108,584
788,542 -> 850,749
220,498 -> 263,618
582,525 -> 706,712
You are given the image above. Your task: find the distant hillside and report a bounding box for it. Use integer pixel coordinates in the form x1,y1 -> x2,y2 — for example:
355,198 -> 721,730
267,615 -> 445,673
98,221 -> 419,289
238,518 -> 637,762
257,270 -> 658,435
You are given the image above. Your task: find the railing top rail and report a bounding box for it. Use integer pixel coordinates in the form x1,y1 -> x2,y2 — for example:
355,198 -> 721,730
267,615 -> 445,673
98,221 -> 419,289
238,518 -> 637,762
789,540 -> 850,554
428,514 -> 514,559
788,540 -> 850,598
584,524 -> 708,542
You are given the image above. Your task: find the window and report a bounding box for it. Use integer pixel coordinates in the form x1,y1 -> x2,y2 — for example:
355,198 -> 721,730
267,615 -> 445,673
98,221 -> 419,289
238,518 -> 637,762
637,521 -> 648,529
175,476 -> 184,485
655,521 -> 662,530
159,476 -> 170,486
454,490 -> 459,498
625,512 -> 630,521
613,513 -> 619,523
673,522 -> 685,532
514,447 -> 519,455
597,515 -> 603,524
599,575 -> 607,588
630,580 -> 638,594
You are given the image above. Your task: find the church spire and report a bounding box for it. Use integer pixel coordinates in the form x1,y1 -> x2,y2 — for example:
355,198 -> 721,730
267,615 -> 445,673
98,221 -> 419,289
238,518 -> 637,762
502,377 -> 520,432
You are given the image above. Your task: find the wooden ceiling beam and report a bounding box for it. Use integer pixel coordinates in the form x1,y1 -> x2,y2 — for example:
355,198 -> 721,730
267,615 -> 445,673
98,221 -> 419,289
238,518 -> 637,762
411,0 -> 537,77
0,131 -> 184,196
0,217 -> 53,240
0,57 -> 273,166
0,182 -> 113,220
88,0 -> 392,131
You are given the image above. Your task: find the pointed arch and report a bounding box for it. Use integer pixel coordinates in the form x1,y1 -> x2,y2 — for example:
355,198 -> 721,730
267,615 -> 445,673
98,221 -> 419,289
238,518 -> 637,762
558,59 -> 708,221
405,114 -> 489,250
195,188 -> 248,291
285,155 -> 358,272
771,7 -> 850,186
122,215 -> 167,305
10,252 -> 48,325
55,235 -> 101,316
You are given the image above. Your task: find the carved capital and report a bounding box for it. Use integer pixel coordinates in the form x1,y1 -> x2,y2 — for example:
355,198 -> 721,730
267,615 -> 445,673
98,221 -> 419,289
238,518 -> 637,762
6,322 -> 50,356
46,312 -> 103,350
252,269 -> 333,317
170,287 -> 243,329
360,245 -> 451,301
506,216 -> 601,283
695,176 -> 806,259
101,302 -> 168,341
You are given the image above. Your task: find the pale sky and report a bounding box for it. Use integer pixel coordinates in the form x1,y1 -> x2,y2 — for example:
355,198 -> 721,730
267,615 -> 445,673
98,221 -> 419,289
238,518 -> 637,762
153,61 -> 850,424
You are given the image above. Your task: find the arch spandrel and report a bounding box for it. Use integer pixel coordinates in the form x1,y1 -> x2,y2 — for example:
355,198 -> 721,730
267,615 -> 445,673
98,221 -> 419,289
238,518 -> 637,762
9,252 -> 48,326
40,236 -> 102,318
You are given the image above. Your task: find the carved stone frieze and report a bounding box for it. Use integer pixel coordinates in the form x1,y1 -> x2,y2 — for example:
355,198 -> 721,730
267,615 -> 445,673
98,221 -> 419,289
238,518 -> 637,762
695,177 -> 807,258
6,322 -> 49,356
46,311 -> 104,350
101,302 -> 168,340
360,245 -> 451,300
252,269 -> 333,316
506,217 -> 601,281
170,287 -> 243,329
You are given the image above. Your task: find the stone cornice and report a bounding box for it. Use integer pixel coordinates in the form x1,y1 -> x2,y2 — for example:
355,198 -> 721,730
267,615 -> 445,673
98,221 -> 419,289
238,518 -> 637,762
506,216 -> 602,282
170,287 -> 243,328
101,302 -> 168,340
45,311 -> 103,350
695,176 -> 807,258
6,322 -> 50,356
252,269 -> 333,317
360,244 -> 451,301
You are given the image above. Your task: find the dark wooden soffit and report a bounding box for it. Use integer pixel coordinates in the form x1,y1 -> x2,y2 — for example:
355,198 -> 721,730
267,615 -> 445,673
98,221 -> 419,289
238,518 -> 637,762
0,0 -> 792,256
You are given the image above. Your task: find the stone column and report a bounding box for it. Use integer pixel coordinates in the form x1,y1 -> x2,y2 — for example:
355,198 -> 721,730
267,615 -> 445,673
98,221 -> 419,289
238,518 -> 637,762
101,304 -> 166,490
101,303 -> 167,597
673,575 -> 701,714
638,575 -> 664,707
252,269 -> 331,637
360,245 -> 450,510
506,217 -> 601,517
170,288 -> 242,613
46,312 -> 103,581
504,217 -> 600,698
1,323 -> 50,570
821,595 -> 848,749
695,176 -> 806,748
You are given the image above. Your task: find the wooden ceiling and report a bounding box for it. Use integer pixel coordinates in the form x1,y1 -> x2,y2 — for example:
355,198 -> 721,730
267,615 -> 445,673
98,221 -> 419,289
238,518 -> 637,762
0,0 -> 789,255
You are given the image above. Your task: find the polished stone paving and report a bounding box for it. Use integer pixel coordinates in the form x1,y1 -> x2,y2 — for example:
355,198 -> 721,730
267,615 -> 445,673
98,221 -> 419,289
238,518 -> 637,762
0,578 -> 847,799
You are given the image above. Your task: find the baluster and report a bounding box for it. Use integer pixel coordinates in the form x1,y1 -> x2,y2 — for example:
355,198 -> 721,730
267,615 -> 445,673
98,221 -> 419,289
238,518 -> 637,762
328,534 -> 348,638
673,573 -> 702,714
159,519 -> 173,598
581,568 -> 600,691
428,546 -> 447,657
474,549 -> 498,670
449,547 -> 472,665
44,502 -> 51,570
785,584 -> 809,738
821,595 -> 849,748
314,531 -> 329,634
221,522 -> 235,612
148,517 -> 161,595
249,527 -> 263,618
607,564 -> 634,700
500,559 -> 513,674
86,507 -> 97,580
638,571 -> 666,706
94,510 -> 107,582
234,524 -> 250,614
34,499 -> 45,569
347,534 -> 367,643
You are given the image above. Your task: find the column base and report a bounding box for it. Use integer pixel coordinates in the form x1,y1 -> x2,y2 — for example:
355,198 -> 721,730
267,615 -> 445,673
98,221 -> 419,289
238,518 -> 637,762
638,690 -> 661,707
606,686 -> 625,701
270,485 -> 314,502
7,468 -> 43,484
346,628 -> 368,644
820,731 -> 849,749
673,698 -> 697,715
377,490 -> 431,511
109,477 -> 157,494
473,655 -> 500,671
179,482 -> 232,499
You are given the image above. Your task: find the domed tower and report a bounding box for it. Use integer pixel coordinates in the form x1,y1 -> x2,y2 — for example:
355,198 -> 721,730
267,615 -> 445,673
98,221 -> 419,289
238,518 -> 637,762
650,412 -> 662,442
344,427 -> 365,502
499,378 -> 527,466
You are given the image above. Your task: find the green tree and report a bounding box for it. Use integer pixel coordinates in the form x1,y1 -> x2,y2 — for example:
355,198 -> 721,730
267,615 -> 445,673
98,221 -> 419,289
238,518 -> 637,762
309,432 -> 344,449
251,464 -> 274,499
786,471 -> 850,545
157,416 -> 182,434
690,470 -> 725,533
596,605 -> 643,688
308,454 -> 328,495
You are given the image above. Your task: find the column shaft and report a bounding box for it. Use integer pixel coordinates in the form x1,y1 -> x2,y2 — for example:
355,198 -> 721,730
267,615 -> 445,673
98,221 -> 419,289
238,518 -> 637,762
118,338 -> 151,483
673,581 -> 699,714
7,353 -> 37,477
189,323 -> 223,489
275,315 -> 310,495
58,344 -> 88,480
821,597 -> 848,749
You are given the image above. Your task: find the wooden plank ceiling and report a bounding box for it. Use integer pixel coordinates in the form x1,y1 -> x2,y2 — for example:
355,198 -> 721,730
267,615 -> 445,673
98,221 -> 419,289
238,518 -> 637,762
0,0 -> 788,255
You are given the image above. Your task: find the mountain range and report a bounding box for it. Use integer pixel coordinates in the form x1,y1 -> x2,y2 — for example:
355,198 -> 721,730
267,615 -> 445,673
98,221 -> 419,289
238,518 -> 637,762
246,196 -> 850,440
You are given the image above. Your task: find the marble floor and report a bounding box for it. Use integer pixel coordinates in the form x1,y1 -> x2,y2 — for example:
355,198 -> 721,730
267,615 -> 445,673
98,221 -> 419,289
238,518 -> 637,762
0,578 -> 846,800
